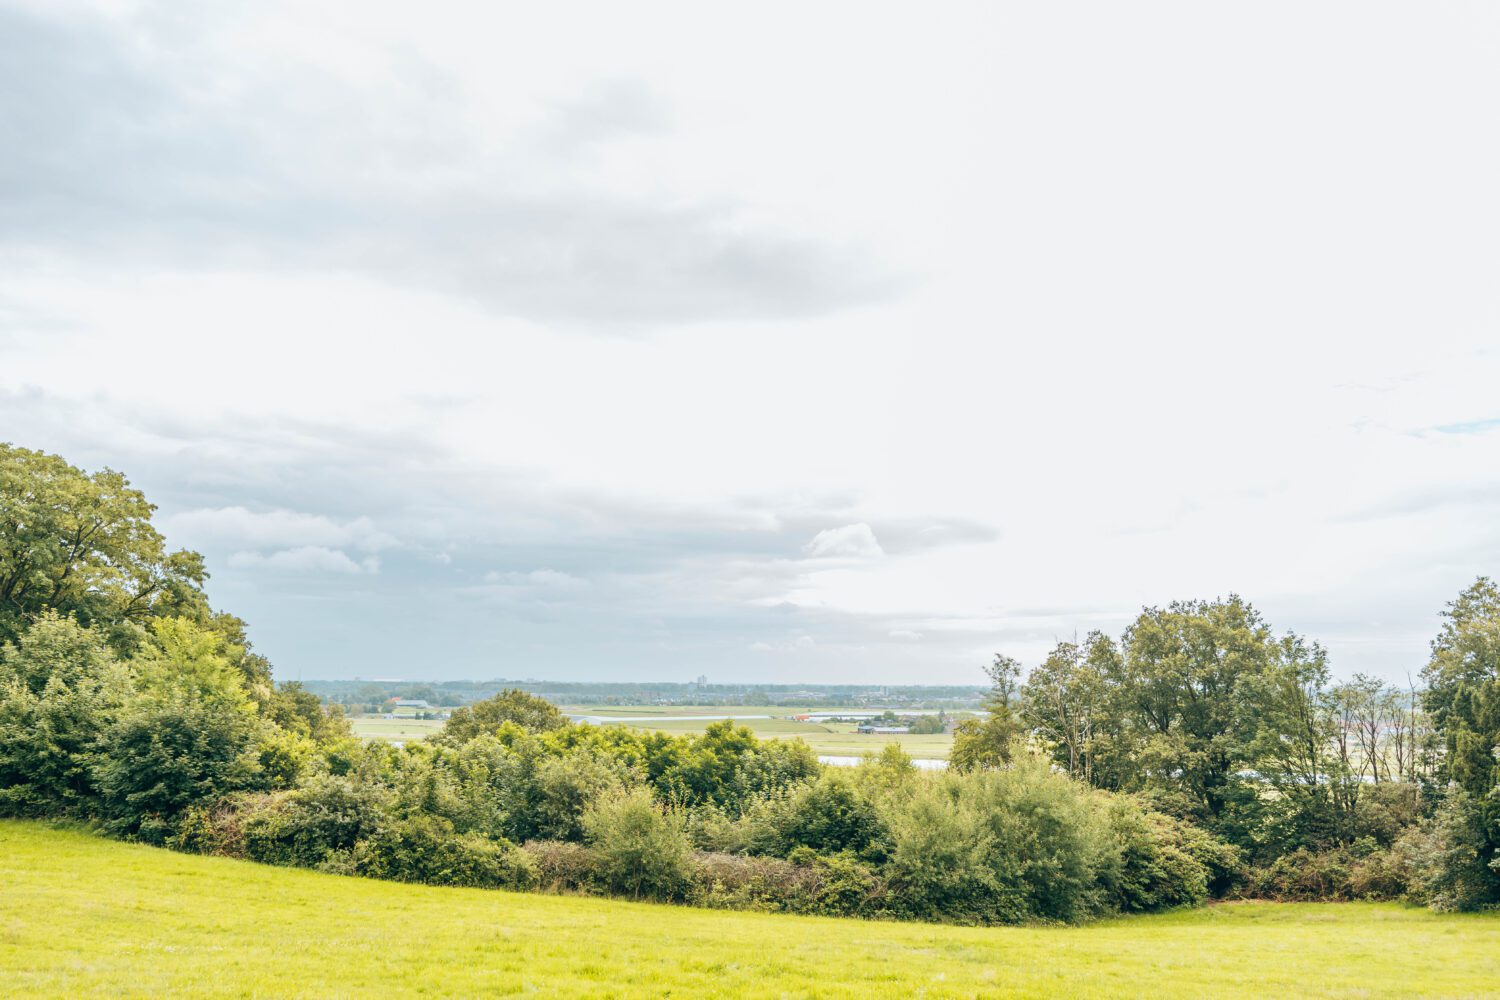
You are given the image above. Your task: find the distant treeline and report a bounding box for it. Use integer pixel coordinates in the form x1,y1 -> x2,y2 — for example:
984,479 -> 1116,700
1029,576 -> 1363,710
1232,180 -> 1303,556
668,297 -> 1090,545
3,442 -> 1499,925
304,679 -> 988,712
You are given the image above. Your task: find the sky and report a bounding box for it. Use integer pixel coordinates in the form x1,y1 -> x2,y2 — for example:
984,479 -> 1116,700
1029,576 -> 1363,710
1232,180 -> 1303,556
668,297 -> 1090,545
3,1 -> 1499,685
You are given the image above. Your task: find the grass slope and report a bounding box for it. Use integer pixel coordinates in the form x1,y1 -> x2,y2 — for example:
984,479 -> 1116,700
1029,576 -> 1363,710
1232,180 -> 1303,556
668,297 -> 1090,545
2,822 -> 1496,998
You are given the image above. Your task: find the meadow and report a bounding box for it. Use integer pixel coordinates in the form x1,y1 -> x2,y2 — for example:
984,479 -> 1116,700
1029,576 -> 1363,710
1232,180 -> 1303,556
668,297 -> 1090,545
3,821 -> 1496,999
351,704 -> 959,759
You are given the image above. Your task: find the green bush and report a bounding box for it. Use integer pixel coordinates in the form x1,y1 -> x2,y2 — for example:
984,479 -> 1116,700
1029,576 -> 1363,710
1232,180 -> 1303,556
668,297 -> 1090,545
1104,800 -> 1211,911
352,815 -> 534,889
1400,791 -> 1499,911
778,771 -> 887,859
582,786 -> 693,901
522,839 -> 599,893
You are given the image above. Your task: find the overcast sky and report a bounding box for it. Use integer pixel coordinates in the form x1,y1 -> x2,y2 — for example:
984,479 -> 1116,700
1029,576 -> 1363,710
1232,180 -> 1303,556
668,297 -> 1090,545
4,1 -> 1499,684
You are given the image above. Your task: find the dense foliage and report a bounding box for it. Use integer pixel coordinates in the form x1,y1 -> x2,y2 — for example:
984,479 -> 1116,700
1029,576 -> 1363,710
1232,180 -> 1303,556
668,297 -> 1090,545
1,443 -> 1497,923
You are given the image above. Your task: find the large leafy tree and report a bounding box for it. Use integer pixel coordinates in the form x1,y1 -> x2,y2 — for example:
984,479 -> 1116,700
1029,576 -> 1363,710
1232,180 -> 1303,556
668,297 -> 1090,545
0,444 -> 211,648
1109,596 -> 1282,836
1419,577 -> 1500,906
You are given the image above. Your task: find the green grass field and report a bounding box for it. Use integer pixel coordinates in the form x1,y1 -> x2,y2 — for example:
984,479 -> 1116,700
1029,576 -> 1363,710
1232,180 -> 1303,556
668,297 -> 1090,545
350,705 -> 960,760
348,716 -> 445,742
3,822 -> 1496,998
571,706 -> 963,760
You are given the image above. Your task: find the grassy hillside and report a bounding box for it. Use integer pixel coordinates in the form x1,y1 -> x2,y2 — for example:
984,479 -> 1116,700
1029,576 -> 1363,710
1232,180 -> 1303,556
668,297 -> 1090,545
2,822 -> 1496,998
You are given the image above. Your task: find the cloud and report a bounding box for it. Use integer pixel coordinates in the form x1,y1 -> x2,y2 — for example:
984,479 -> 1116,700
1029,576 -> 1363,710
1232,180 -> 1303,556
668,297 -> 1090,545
0,4 -> 893,325
750,635 -> 816,653
227,546 -> 372,574
887,629 -> 924,640
1433,417 -> 1500,436
162,506 -> 397,553
805,523 -> 884,559
482,569 -> 587,589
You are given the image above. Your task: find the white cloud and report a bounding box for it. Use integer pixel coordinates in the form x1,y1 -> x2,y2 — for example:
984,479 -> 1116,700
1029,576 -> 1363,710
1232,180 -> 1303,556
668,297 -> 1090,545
163,506 -> 397,553
805,523 -> 884,559
483,569 -> 587,589
4,2 -> 1500,682
750,635 -> 816,653
888,630 -> 923,641
227,546 -> 371,574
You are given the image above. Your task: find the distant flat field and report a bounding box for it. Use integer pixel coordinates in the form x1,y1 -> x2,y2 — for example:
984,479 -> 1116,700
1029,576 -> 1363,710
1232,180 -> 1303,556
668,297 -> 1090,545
349,717 -> 445,741
3,821 -> 1497,998
351,706 -> 959,759
563,706 -> 958,759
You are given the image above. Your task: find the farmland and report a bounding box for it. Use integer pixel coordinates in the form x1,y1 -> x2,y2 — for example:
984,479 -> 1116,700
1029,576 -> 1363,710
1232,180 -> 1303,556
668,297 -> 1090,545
3,821 -> 1496,998
351,704 -> 960,759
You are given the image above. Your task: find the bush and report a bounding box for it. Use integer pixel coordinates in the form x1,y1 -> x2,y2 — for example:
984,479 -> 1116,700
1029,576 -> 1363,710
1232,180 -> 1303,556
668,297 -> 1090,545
582,786 -> 693,901
1243,839 -> 1409,902
1104,801 -> 1211,911
245,774 -> 389,868
531,752 -> 629,842
523,839 -> 599,893
690,852 -> 811,912
352,815 -> 534,889
778,771 -> 887,859
93,699 -> 264,842
1401,791 -> 1499,911
881,777 -> 1001,923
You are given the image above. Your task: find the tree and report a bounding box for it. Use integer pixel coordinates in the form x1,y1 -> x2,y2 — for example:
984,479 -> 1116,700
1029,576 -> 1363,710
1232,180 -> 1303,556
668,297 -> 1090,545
1246,634 -> 1360,852
0,444 -> 213,649
93,618 -> 266,840
1021,634 -> 1116,784
1108,597 -> 1282,837
432,689 -> 568,746
0,611 -> 130,816
266,680 -> 351,743
951,654 -> 1024,772
1419,578 -> 1500,907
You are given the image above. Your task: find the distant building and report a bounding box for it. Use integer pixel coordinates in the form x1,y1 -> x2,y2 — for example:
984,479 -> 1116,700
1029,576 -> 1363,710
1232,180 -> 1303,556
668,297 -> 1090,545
394,699 -> 430,709
856,724 -> 911,735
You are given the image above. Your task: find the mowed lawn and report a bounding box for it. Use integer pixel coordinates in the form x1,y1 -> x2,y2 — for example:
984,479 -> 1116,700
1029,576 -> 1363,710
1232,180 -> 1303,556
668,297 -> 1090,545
2,823 -> 1498,998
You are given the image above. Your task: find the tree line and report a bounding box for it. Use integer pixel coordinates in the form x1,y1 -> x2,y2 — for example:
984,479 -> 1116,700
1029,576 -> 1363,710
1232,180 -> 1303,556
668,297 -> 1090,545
2,443 -> 1497,921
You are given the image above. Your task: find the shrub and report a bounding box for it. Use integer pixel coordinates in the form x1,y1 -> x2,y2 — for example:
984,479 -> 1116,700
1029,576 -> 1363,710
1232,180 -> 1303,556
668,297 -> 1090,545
1243,839 -> 1409,902
805,852 -> 886,915
582,786 -> 693,901
690,852 -> 811,912
245,773 -> 389,868
1104,800 -> 1211,911
1401,791 -> 1499,911
353,815 -> 534,889
881,777 -> 1000,923
531,752 -> 629,842
523,839 -> 599,893
778,771 -> 887,859
93,698 -> 264,842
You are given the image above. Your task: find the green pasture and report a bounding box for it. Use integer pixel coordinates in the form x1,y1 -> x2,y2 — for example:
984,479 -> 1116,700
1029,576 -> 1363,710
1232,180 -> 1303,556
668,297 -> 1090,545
351,705 -> 961,759
562,706 -> 959,760
348,717 -> 445,742
2,822 -> 1495,998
